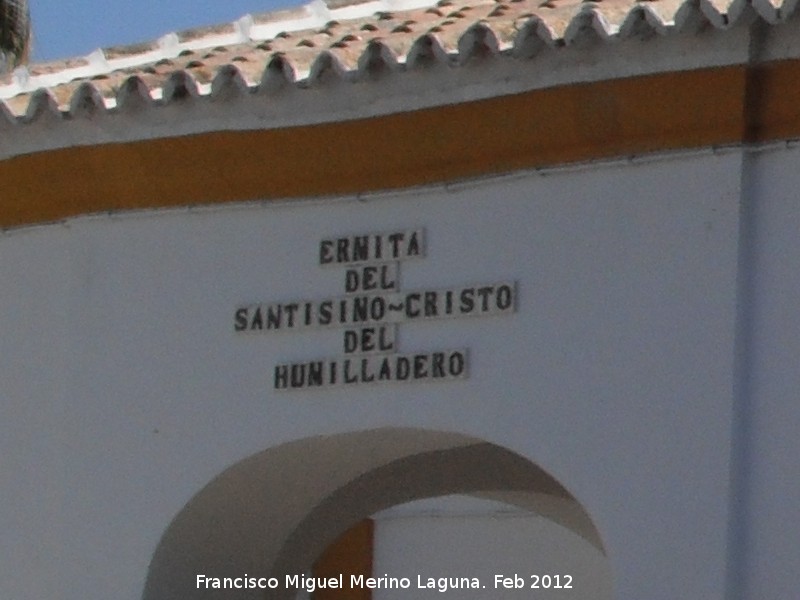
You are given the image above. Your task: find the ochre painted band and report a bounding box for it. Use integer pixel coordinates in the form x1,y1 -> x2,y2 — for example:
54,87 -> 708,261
1,60 -> 798,229
312,519 -> 374,600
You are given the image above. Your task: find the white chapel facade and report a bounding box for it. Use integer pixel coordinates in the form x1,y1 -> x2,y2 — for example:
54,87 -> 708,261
1,0 -> 800,599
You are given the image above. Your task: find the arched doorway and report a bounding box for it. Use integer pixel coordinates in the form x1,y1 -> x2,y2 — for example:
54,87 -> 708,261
143,428 -> 612,600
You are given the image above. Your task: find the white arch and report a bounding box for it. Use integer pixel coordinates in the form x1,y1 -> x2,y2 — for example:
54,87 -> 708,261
142,428 -> 606,600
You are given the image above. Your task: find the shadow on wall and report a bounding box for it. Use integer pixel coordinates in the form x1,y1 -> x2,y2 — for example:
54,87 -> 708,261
142,428 -> 611,600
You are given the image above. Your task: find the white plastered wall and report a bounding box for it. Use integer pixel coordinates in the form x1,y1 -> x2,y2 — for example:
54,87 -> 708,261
372,495 -> 613,599
0,146 -> 767,600
729,144 -> 800,600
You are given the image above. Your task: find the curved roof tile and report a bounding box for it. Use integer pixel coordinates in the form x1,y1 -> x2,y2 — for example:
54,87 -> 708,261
0,0 -> 797,121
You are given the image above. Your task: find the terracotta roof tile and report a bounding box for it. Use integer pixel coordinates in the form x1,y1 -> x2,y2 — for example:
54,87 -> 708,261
0,0 -> 796,121
251,5 -> 315,25
103,41 -> 162,61
177,22 -> 240,44
27,57 -> 92,77
3,93 -> 30,117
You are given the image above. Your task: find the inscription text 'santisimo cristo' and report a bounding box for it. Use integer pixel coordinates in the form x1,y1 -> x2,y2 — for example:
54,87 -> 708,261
234,229 -> 516,390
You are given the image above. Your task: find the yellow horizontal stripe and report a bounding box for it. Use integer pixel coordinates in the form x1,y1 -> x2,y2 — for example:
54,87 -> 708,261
0,60 -> 795,229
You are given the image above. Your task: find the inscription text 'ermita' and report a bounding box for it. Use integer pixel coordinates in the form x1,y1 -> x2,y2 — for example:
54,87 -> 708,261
319,230 -> 424,266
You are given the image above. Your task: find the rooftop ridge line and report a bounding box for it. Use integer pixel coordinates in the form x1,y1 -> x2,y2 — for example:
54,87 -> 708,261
0,0 -> 797,120
0,0 -> 443,98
